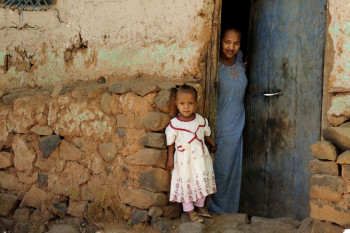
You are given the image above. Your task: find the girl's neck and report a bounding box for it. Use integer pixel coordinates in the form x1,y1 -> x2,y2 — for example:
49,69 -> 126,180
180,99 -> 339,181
177,113 -> 196,121
219,55 -> 236,66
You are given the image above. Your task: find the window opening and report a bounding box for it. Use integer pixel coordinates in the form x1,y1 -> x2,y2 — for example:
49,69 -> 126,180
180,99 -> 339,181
5,0 -> 52,10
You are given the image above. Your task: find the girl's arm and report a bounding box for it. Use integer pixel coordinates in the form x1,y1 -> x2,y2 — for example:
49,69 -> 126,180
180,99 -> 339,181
167,143 -> 175,171
205,136 -> 217,153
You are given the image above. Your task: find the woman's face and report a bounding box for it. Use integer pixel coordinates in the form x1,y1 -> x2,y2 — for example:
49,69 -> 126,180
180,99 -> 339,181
220,29 -> 241,60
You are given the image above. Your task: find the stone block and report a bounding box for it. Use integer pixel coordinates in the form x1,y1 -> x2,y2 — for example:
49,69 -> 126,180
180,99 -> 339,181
30,125 -> 53,136
116,114 -> 128,128
310,141 -> 337,161
297,217 -> 312,233
17,171 -> 38,184
119,185 -> 168,209
117,128 -> 126,136
148,207 -> 163,218
67,200 -> 87,217
0,193 -> 19,217
81,183 -> 94,201
323,127 -> 350,152
30,209 -> 54,225
0,152 -> 12,169
137,112 -> 170,131
125,148 -> 167,168
91,156 -> 105,175
100,92 -> 113,115
20,186 -> 47,210
310,174 -> 345,201
130,209 -> 150,225
161,203 -> 182,219
12,135 -> 36,171
131,83 -> 159,97
308,159 -> 338,176
0,172 -> 23,191
59,140 -> 85,161
342,165 -> 350,180
38,173 -> 48,187
38,135 -> 61,158
151,217 -> 173,233
154,89 -> 172,113
139,132 -> 166,149
50,202 -> 68,217
178,222 -> 205,233
98,142 -> 117,162
250,216 -> 299,231
310,199 -> 350,228
311,220 -> 344,233
14,223 -> 31,233
47,224 -> 80,233
344,194 -> 350,207
109,82 -> 132,94
2,218 -> 15,232
14,208 -> 31,223
337,150 -> 350,164
139,168 -> 170,192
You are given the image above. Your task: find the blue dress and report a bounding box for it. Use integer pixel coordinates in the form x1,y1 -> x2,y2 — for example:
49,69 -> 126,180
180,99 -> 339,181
210,50 -> 247,213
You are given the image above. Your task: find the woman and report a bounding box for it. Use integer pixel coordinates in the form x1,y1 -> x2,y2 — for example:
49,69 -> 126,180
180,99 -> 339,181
210,26 -> 248,213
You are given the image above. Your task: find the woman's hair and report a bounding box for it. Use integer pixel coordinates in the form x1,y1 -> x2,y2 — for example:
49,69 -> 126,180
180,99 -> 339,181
169,84 -> 198,117
220,24 -> 242,42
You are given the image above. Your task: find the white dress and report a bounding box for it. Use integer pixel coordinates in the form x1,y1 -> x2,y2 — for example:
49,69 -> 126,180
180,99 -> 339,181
165,113 -> 217,203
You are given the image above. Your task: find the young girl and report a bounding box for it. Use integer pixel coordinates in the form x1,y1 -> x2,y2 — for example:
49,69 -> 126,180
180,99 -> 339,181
165,84 -> 217,223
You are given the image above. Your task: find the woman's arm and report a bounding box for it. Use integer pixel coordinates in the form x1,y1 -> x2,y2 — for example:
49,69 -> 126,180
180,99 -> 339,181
167,143 -> 175,171
205,136 -> 217,153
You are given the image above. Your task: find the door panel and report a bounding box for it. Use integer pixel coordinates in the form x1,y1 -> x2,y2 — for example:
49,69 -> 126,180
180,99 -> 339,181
241,0 -> 326,219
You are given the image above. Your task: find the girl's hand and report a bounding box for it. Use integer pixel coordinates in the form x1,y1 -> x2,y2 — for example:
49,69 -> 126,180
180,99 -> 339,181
210,144 -> 217,153
167,159 -> 174,171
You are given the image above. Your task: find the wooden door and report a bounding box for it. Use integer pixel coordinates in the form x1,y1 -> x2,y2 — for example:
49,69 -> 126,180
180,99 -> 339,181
241,0 -> 327,219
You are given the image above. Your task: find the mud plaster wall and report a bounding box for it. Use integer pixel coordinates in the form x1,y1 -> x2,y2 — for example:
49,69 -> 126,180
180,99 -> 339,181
0,0 -> 214,91
326,0 -> 350,126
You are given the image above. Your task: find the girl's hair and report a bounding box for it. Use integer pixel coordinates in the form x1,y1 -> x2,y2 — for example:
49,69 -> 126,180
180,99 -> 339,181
220,24 -> 242,42
169,84 -> 198,117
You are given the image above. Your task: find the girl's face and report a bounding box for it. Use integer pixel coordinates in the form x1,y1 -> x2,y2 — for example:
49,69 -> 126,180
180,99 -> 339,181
176,90 -> 197,119
220,29 -> 241,60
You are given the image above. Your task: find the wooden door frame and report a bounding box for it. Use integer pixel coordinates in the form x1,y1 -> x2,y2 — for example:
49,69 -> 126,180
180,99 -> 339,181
204,0 -> 222,135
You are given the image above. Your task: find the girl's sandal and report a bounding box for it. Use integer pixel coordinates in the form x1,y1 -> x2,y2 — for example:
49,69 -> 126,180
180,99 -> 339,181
197,208 -> 212,218
188,212 -> 203,223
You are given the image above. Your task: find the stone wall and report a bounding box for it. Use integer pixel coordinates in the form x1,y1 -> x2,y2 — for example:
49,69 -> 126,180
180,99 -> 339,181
0,81 -> 203,232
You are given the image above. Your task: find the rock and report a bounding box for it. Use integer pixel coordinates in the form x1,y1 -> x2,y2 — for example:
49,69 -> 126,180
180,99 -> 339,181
310,174 -> 345,201
323,127 -> 350,152
342,165 -> 350,180
161,203 -> 182,219
38,173 -> 48,187
310,141 -> 337,161
30,125 -> 53,136
148,207 -> 163,218
181,212 -> 190,224
116,114 -> 128,128
250,216 -> 299,232
38,135 -> 61,158
125,148 -> 167,168
2,218 -> 15,232
14,208 -> 31,223
67,200 -> 87,217
0,152 -> 12,169
20,186 -> 47,210
81,183 -> 94,201
0,193 -> 19,217
35,156 -> 56,172
91,155 -> 105,175
116,128 -> 126,136
130,209 -> 150,225
152,217 -> 174,233
178,222 -> 205,233
310,199 -> 350,228
308,159 -> 339,175
47,224 -> 80,233
337,150 -> 350,164
59,140 -> 85,161
344,194 -> 350,207
12,135 -> 36,171
98,142 -> 117,162
311,220 -> 344,233
30,209 -> 54,224
139,132 -> 166,149
137,112 -> 170,131
131,83 -> 159,96
72,137 -> 82,149
17,171 -> 38,185
109,82 -> 132,94
297,217 -> 313,233
14,222 -> 31,233
154,89 -> 172,113
0,172 -> 23,191
100,92 -> 113,114
50,202 -> 68,217
139,168 -> 170,192
119,185 -> 168,209
51,84 -> 63,97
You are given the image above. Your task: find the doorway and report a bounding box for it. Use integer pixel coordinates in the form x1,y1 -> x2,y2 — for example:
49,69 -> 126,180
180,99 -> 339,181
219,0 -> 327,220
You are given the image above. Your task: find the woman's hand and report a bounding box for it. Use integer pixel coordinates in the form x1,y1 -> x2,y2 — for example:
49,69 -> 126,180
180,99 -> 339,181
210,144 -> 217,153
167,158 -> 174,171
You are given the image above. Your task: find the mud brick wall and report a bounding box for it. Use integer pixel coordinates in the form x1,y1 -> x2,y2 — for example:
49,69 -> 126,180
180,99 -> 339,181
0,81 -> 204,231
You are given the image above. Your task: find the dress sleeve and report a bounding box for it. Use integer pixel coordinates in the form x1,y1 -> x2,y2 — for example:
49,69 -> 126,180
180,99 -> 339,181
165,123 -> 177,145
203,118 -> 211,137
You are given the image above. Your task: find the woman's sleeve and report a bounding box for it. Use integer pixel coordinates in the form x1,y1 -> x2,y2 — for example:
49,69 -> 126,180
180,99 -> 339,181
165,124 -> 177,145
204,118 -> 211,137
